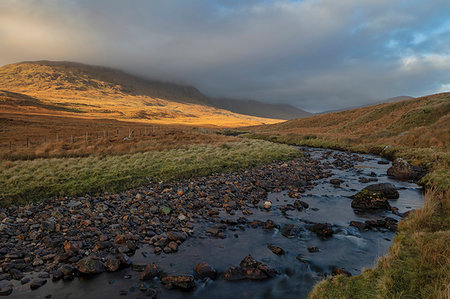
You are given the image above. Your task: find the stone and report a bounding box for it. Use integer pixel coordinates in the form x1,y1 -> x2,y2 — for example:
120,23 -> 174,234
224,255 -> 277,281
308,223 -> 333,238
104,256 -> 121,272
330,179 -> 343,185
268,245 -> 285,255
351,190 -> 391,210
349,221 -> 368,230
263,201 -> 272,209
140,263 -> 160,281
194,262 -> 216,280
281,224 -> 296,238
30,279 -> 47,290
161,275 -> 195,290
387,158 -> 424,181
332,268 -> 352,277
0,286 -> 12,296
64,240 -> 82,255
363,183 -> 399,199
307,246 -> 319,253
166,231 -> 186,242
77,257 -> 105,275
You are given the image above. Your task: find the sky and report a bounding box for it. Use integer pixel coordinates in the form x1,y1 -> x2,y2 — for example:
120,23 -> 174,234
1,0 -> 449,112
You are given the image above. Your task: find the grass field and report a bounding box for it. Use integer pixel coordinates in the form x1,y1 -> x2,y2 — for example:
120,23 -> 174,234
240,93 -> 450,298
0,139 -> 301,207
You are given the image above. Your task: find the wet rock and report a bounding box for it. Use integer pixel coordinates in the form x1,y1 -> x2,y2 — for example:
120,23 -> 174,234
167,231 -> 187,242
294,200 -> 309,210
263,201 -> 272,209
332,268 -> 352,277
363,183 -> 399,199
77,257 -> 105,275
168,241 -> 178,252
223,255 -> 277,281
263,219 -> 278,230
41,221 -> 55,232
281,224 -> 296,238
349,221 -> 368,231
114,235 -> 127,244
0,286 -> 12,296
330,179 -> 344,185
119,253 -> 131,267
351,190 -> 391,210
161,275 -> 195,290
194,262 -> 217,280
20,277 -> 30,284
296,255 -> 310,264
64,240 -> 82,255
308,223 -> 333,238
268,245 -> 285,255
387,158 -> 425,181
30,279 -> 47,290
140,263 -> 160,281
307,246 -> 319,253
104,256 -> 121,272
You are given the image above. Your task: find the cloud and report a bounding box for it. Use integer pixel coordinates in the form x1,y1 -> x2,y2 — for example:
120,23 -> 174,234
0,0 -> 449,112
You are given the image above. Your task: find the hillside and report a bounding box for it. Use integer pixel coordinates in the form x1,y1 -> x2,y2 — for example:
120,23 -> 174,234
249,92 -> 449,151
0,61 -> 282,127
210,98 -> 312,120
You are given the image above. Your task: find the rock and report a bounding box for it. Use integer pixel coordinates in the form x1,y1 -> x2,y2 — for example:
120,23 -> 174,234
308,223 -> 333,238
104,256 -> 121,272
20,277 -> 30,284
294,200 -> 309,210
307,246 -> 319,253
349,221 -> 368,230
223,255 -> 277,281
30,279 -> 47,290
194,262 -> 217,280
0,286 -> 12,296
168,241 -> 178,252
263,201 -> 272,209
268,245 -> 285,255
119,253 -> 131,267
114,235 -> 127,244
41,221 -> 55,232
351,190 -> 391,210
387,158 -> 424,181
332,268 -> 352,277
330,179 -> 343,185
280,224 -> 296,238
296,255 -> 310,264
95,203 -> 108,213
140,263 -> 160,281
161,275 -> 195,290
77,257 -> 105,275
167,231 -> 186,242
363,183 -> 399,199
263,219 -> 278,230
64,240 -> 82,255
160,206 -> 171,215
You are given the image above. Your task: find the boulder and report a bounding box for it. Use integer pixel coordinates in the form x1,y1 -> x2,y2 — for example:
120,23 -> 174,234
387,158 -> 425,181
351,190 -> 391,210
308,223 -> 333,238
140,263 -> 160,281
267,245 -> 285,255
223,255 -> 277,281
363,183 -> 399,199
77,257 -> 105,275
161,275 -> 195,290
194,262 -> 217,280
0,286 -> 12,296
104,256 -> 121,272
30,279 -> 47,290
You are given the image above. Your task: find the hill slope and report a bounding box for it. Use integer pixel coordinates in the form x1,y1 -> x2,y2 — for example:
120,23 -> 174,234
0,61 -> 281,127
250,92 -> 449,150
210,98 -> 312,120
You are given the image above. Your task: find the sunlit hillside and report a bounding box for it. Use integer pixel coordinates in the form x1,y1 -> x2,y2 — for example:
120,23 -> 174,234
0,61 -> 282,127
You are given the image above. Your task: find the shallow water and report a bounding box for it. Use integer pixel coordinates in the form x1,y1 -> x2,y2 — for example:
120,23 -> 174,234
9,147 -> 424,299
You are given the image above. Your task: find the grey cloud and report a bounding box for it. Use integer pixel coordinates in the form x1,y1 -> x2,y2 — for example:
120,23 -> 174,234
0,0 -> 449,112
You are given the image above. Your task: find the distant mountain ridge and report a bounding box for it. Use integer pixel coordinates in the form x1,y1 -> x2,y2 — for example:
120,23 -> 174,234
317,96 -> 414,115
209,98 -> 312,120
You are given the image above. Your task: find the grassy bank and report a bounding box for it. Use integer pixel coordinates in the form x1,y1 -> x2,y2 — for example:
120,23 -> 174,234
240,93 -> 450,298
0,139 -> 301,207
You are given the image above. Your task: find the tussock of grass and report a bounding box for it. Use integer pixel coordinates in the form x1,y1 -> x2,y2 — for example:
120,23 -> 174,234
0,139 -> 300,206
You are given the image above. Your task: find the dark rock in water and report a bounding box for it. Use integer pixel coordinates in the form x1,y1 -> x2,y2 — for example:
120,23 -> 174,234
59,264 -> 75,277
263,219 -> 278,230
20,277 -> 30,284
349,221 -> 368,231
280,224 -> 296,238
104,256 -> 121,272
223,255 -> 277,281
330,179 -> 343,185
366,218 -> 398,232
30,279 -> 47,290
351,190 -> 391,210
0,286 -> 13,296
387,158 -> 425,181
332,268 -> 352,277
119,253 -> 131,267
194,262 -> 217,280
167,231 -> 187,242
161,275 -> 195,290
307,246 -> 319,253
77,257 -> 105,275
378,160 -> 389,165
296,255 -> 310,264
268,245 -> 285,255
63,240 -> 82,255
363,183 -> 399,199
140,263 -> 160,281
308,223 -> 333,238
293,200 -> 309,210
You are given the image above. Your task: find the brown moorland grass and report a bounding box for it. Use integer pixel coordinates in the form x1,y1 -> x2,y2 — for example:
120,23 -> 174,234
239,93 -> 450,298
0,112 -> 235,160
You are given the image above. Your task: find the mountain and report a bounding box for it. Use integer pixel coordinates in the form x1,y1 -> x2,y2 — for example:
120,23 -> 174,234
209,98 -> 312,120
0,61 -> 282,127
249,92 -> 450,149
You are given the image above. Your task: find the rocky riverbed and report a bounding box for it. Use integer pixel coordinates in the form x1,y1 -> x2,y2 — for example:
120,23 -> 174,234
0,147 -> 424,298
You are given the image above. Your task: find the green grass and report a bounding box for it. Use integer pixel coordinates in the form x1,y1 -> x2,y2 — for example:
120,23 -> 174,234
0,139 -> 301,206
